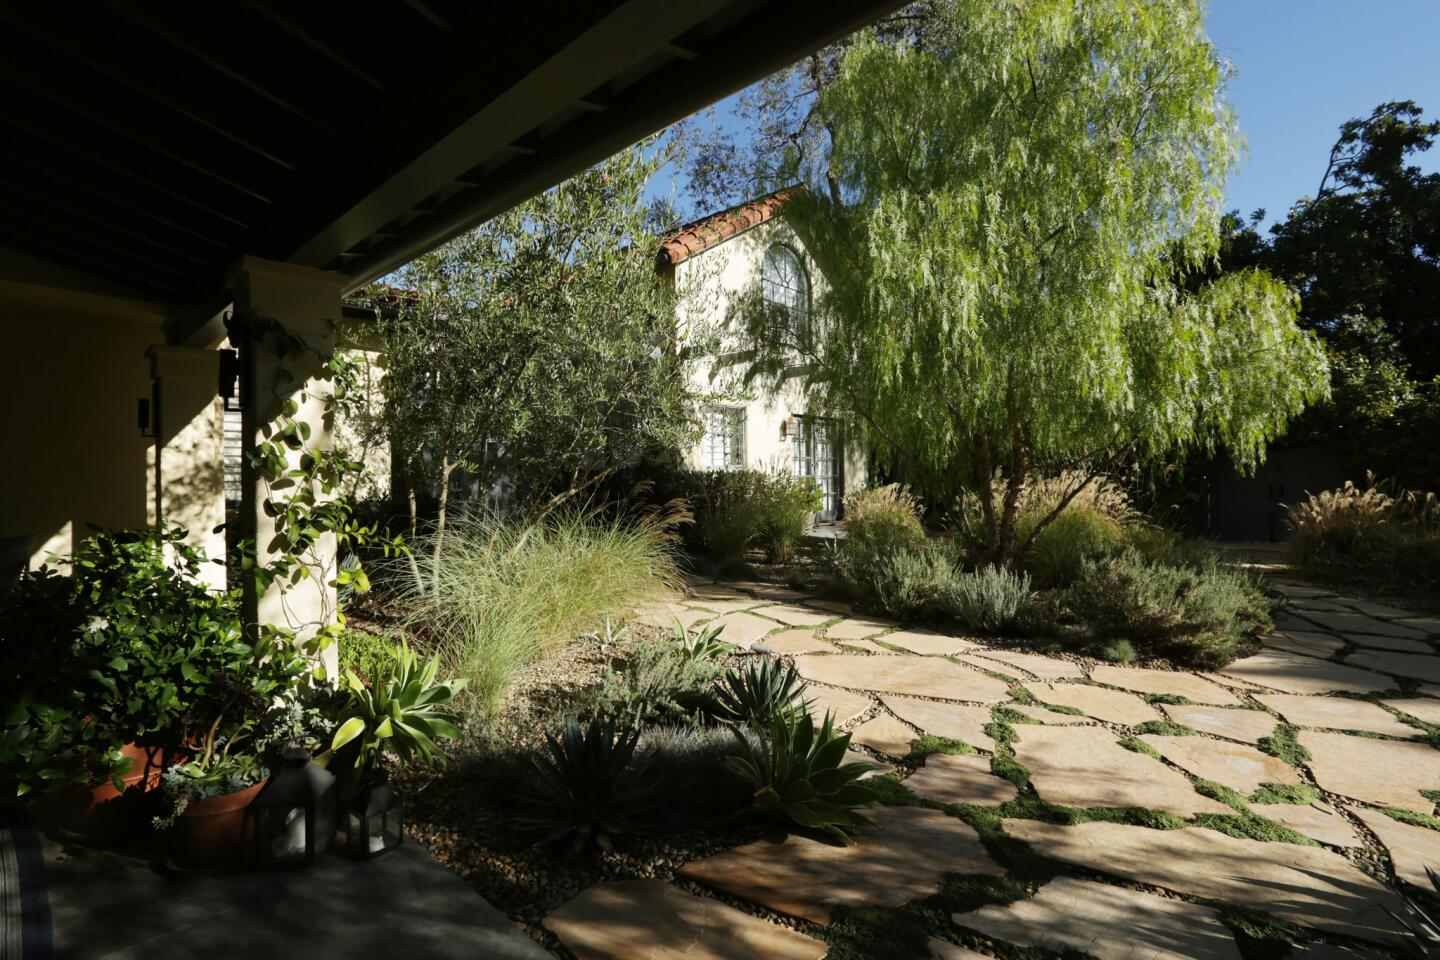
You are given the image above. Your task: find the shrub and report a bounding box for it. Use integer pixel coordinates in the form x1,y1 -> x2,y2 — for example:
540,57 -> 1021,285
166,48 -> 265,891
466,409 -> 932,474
639,724 -> 756,818
844,484 -> 926,556
722,709 -> 879,842
516,718 -> 657,854
397,508 -> 681,718
710,659 -> 811,729
1021,507 -> 1127,587
843,539 -> 958,619
337,628 -> 402,683
937,565 -> 1033,633
675,469 -> 820,565
582,632 -> 724,728
1062,548 -> 1271,667
754,474 -> 824,563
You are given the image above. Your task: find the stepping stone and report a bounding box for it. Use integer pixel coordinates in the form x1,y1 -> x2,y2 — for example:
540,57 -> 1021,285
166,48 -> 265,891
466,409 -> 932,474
1254,693 -> 1420,738
880,629 -> 978,656
844,748 -> 895,779
1161,704 -> 1277,744
1300,611 -> 1427,640
1351,807 -> 1440,889
837,638 -> 896,655
756,630 -> 834,656
1217,651 -> 1395,695
689,583 -> 745,600
760,604 -> 834,628
705,611 -> 779,648
880,695 -> 996,750
1292,598 -> 1360,614
1011,704 -> 1094,725
953,876 -> 1241,960
1089,665 -> 1241,705
639,606 -> 718,630
1003,820 -> 1407,944
963,649 -> 1085,681
1024,683 -> 1161,726
677,805 -> 1004,925
927,939 -> 990,960
1290,944 -> 1390,960
805,598 -> 853,615
690,597 -> 765,615
1271,582 -> 1336,600
904,754 -> 1018,806
955,654 -> 1025,680
1275,612 -> 1325,633
1346,633 -> 1433,653
1299,730 -> 1440,813
1345,650 -> 1440,684
805,685 -> 874,727
1382,698 -> 1440,727
1397,616 -> 1440,636
795,655 -> 1011,703
826,618 -> 893,641
1250,801 -> 1362,848
1011,725 -> 1232,816
1340,598 -> 1421,619
632,600 -> 692,628
1139,735 -> 1300,793
748,586 -> 811,602
543,879 -> 827,960
1262,631 -> 1346,659
850,713 -> 919,757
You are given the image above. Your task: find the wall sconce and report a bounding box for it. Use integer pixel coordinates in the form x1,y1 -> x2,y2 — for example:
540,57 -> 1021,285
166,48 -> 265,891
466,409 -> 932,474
780,415 -> 800,439
137,383 -> 156,438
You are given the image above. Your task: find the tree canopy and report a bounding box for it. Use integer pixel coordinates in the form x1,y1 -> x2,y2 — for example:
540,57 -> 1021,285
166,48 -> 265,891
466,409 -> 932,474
728,0 -> 1328,563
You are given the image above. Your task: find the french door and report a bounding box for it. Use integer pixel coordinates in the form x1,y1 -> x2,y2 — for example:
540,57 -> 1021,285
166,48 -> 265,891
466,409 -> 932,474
791,417 -> 842,522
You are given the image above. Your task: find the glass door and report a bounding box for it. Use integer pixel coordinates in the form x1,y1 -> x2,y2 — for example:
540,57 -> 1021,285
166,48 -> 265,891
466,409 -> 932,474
792,417 -> 842,522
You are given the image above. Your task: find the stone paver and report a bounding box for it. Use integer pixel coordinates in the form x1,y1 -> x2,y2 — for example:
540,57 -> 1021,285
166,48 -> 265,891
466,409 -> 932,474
1346,633 -> 1434,654
678,805 -> 1004,925
955,654 -> 1025,680
1398,616 -> 1440,635
927,939 -> 989,960
795,655 -> 1011,703
1346,649 -> 1440,684
1272,581 -> 1336,600
705,611 -> 779,648
1004,820 -> 1406,943
1300,730 -> 1440,813
1254,693 -> 1419,738
1011,725 -> 1231,816
804,598 -> 853,615
1382,698 -> 1440,727
689,597 -> 764,615
844,748 -> 895,779
879,629 -> 978,656
1250,801 -> 1363,849
964,649 -> 1085,681
904,753 -> 1018,806
1012,704 -> 1095,725
1161,704 -> 1277,744
880,695 -> 997,750
1024,682 -> 1160,726
637,605 -> 717,630
1352,807 -> 1440,889
1299,611 -> 1426,640
836,637 -> 895,655
760,604 -> 835,628
1217,651 -> 1395,695
1088,665 -> 1241,705
826,618 -> 893,641
543,879 -> 827,960
850,713 -> 919,757
1262,631 -> 1346,659
1340,599 -> 1421,619
954,876 -> 1241,960
1139,734 -> 1300,794
805,684 -> 874,727
756,629 -> 834,656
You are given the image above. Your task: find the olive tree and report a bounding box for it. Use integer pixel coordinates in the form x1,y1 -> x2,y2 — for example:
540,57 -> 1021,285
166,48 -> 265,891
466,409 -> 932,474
734,0 -> 1328,566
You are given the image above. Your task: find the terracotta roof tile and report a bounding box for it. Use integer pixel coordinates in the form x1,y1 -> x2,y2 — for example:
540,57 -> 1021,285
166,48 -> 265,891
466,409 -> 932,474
656,186 -> 804,267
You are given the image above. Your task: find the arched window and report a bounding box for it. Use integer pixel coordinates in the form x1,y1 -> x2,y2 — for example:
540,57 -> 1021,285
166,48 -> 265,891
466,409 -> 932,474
761,243 -> 809,342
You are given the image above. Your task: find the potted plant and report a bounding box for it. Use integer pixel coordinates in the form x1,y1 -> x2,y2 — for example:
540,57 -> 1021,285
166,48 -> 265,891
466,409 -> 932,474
318,637 -> 465,857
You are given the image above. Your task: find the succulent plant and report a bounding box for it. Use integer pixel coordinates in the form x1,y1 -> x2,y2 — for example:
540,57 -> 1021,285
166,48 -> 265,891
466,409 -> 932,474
722,708 -> 879,843
710,658 -> 811,729
674,619 -> 729,663
1389,866 -> 1440,958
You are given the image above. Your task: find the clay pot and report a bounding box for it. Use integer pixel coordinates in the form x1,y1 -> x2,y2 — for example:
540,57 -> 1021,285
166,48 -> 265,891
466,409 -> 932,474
164,779 -> 267,871
61,741 -> 173,838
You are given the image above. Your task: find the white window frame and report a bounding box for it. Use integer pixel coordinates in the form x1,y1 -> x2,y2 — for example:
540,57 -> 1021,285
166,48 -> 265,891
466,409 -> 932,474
703,406 -> 746,470
760,243 -> 810,345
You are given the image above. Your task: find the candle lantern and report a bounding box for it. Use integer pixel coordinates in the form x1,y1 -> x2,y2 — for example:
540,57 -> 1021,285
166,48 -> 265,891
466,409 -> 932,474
253,747 -> 337,867
341,773 -> 403,858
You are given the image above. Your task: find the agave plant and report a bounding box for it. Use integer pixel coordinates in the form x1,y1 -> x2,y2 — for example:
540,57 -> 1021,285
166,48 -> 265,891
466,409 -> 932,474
1389,866 -> 1440,958
711,659 -> 811,729
515,718 -> 656,855
722,708 -> 879,843
674,619 -> 729,663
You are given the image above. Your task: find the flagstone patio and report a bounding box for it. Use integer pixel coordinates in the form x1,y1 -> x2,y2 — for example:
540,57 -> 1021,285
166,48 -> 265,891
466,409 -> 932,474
570,579 -> 1440,959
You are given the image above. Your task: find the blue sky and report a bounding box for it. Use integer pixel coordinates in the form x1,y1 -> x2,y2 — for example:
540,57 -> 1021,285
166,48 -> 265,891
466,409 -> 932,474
658,1 -> 1439,228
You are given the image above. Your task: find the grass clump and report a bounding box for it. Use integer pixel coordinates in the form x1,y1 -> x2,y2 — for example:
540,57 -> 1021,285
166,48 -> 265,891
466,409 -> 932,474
678,469 -> 821,566
1042,703 -> 1085,717
1249,782 -> 1319,805
865,773 -> 921,807
1119,737 -> 1161,759
1134,720 -> 1197,736
1382,806 -> 1440,831
907,735 -> 973,762
1144,693 -> 1192,706
1214,904 -> 1303,959
398,508 -> 681,717
581,628 -> 723,727
1257,724 -> 1311,766
1193,778 -> 1251,812
1191,813 -> 1319,846
993,706 -> 1040,725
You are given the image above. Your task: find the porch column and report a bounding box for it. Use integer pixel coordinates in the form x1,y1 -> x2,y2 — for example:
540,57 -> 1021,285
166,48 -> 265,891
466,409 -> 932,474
225,256 -> 346,675
146,345 -> 227,590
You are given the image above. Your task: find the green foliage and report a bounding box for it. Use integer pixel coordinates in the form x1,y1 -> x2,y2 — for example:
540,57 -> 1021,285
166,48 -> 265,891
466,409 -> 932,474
397,509 -> 680,717
722,709 -> 880,842
906,735 -> 972,763
937,565 -> 1033,633
863,773 -> 921,807
858,541 -> 958,620
710,659 -> 810,730
1134,721 -> 1197,737
673,619 -> 730,663
1118,737 -> 1161,759
1257,724 -> 1311,767
583,633 -> 723,728
677,469 -> 821,565
638,724 -> 755,818
1382,807 -> 1440,832
755,474 -> 825,564
337,628 -> 402,683
843,485 -> 926,556
1193,778 -> 1251,812
1062,548 -> 1272,667
1022,506 -> 1128,587
1143,693 -> 1193,706
517,718 -> 657,854
1190,813 -> 1319,846
1249,782 -> 1319,805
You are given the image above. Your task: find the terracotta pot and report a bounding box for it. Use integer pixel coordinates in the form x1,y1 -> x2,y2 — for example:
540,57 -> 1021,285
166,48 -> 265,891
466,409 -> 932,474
165,779 -> 266,870
61,741 -> 174,837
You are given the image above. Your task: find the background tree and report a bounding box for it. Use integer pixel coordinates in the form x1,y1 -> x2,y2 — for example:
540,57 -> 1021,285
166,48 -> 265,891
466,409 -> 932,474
367,144 -> 697,549
729,0 -> 1328,566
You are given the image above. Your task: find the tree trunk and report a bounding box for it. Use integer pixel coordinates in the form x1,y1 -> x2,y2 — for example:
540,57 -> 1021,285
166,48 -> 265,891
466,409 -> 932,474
431,455 -> 458,594
994,425 -> 1031,569
974,429 -> 998,563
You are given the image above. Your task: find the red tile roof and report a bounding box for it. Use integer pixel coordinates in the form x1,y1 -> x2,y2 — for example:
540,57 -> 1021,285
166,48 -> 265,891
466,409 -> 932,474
655,186 -> 804,267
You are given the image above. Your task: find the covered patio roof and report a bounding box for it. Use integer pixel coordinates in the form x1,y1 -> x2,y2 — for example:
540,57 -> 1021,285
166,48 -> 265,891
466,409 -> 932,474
0,0 -> 899,333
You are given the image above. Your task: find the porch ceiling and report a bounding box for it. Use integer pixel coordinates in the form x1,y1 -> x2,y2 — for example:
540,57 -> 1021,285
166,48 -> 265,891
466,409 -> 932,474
0,1 -> 898,316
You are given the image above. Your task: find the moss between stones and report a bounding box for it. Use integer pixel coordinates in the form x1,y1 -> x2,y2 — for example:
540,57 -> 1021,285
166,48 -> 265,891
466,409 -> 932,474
1248,782 -> 1319,805
1257,724 -> 1311,766
1193,778 -> 1251,812
867,773 -> 922,807
985,718 -> 1032,789
1007,684 -> 1038,705
1042,703 -> 1085,717
907,734 -> 973,763
1383,806 -> 1440,831
1211,903 -> 1303,960
993,706 -> 1041,725
1133,720 -> 1198,736
1143,693 -> 1193,706
1118,737 -> 1161,759
1190,813 -> 1319,846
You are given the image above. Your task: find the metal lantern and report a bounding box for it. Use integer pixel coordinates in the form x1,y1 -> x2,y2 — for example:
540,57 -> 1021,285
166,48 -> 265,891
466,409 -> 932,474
253,747 -> 337,868
341,774 -> 403,858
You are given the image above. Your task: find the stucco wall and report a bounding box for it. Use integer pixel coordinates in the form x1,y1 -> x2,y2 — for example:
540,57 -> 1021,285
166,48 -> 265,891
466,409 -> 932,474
672,217 -> 867,504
